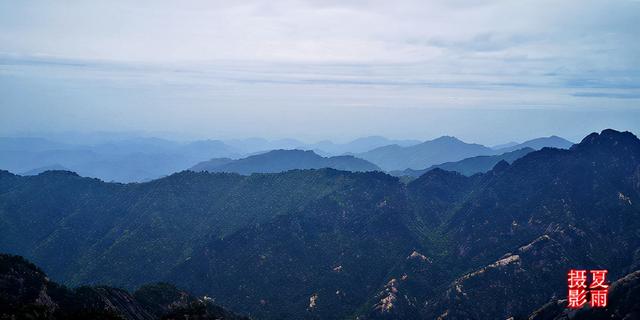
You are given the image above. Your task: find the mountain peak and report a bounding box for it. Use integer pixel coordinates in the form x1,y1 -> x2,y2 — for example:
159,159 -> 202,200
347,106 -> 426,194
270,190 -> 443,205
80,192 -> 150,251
431,135 -> 462,143
191,148 -> 379,174
572,129 -> 639,151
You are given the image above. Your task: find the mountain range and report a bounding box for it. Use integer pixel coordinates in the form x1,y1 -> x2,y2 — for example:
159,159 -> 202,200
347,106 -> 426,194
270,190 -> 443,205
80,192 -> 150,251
0,129 -> 637,319
356,136 -> 493,171
494,135 -> 574,153
0,135 -> 573,182
307,136 -> 422,156
357,135 -> 573,171
190,149 -> 380,174
396,147 -> 535,177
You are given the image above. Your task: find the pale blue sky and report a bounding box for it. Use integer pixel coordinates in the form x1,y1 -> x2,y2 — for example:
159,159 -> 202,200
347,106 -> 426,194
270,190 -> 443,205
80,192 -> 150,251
1,0 -> 639,144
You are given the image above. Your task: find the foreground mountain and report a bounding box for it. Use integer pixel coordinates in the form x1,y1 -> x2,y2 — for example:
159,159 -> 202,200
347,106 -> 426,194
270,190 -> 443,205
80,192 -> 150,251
396,147 -> 534,177
0,253 -> 247,320
190,149 -> 380,174
410,129 -> 640,319
356,136 -> 494,170
0,129 -> 638,319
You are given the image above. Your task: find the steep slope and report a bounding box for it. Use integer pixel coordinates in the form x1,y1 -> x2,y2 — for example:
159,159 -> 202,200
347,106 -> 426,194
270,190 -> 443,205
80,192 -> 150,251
413,129 -> 640,319
444,129 -> 640,271
398,147 -> 534,177
0,169 -> 379,289
0,253 -> 247,320
168,171 -> 423,319
357,136 -> 494,171
528,269 -> 640,320
190,149 -> 380,174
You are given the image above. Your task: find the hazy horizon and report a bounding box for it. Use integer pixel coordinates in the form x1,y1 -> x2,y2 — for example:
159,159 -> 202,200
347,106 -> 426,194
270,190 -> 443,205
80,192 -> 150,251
0,128 -> 588,147
1,0 -> 639,145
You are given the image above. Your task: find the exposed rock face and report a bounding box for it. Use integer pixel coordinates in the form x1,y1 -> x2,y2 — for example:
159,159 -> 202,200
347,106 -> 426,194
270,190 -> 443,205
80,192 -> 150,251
422,234 -> 574,319
528,269 -> 640,320
0,253 -> 60,319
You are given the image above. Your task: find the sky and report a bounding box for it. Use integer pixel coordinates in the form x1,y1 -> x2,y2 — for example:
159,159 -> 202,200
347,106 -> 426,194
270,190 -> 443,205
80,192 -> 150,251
0,0 -> 639,144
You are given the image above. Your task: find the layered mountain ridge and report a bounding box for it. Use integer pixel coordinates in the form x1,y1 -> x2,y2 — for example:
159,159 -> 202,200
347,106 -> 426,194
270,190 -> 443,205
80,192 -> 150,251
0,129 -> 637,319
190,149 -> 381,174
396,147 -> 535,177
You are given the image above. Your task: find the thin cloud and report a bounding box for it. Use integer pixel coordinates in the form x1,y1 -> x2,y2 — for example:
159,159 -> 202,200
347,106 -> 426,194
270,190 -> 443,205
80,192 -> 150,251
0,0 -> 638,143
572,92 -> 640,99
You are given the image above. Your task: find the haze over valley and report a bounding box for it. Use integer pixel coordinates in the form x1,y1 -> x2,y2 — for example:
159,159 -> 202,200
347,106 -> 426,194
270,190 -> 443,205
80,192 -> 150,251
0,133 -> 573,182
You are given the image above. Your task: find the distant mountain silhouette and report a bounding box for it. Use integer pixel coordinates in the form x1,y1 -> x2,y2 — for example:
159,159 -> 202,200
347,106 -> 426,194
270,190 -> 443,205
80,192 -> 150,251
223,138 -> 306,154
357,136 -> 494,170
491,141 -> 519,150
0,137 -> 240,182
190,149 -> 380,174
495,135 -> 573,153
21,164 -> 70,176
309,136 -> 421,155
397,147 -> 534,177
1,135 -> 573,182
358,135 -> 573,171
190,158 -> 235,172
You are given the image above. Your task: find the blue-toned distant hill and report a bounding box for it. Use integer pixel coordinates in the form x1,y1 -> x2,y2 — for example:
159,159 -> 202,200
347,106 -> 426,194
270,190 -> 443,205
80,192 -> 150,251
491,141 -> 519,150
356,136 -> 494,171
190,149 -> 380,174
358,135 -> 573,172
494,135 -> 573,153
21,164 -> 70,176
396,147 -> 535,177
223,136 -> 421,156
308,136 -> 421,155
0,137 -> 240,182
